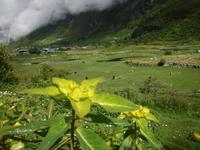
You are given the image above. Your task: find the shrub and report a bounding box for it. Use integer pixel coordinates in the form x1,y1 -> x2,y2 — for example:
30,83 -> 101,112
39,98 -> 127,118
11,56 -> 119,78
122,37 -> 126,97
164,51 -> 173,55
140,77 -> 189,112
114,88 -> 139,102
29,47 -> 41,54
157,58 -> 166,66
140,76 -> 167,96
31,64 -> 70,83
0,44 -> 18,85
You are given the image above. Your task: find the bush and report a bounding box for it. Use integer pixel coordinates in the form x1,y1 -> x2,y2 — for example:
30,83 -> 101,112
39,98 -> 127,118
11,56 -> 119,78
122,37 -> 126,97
0,44 -> 18,85
29,47 -> 40,54
31,64 -> 70,83
140,76 -> 167,96
139,77 -> 190,112
157,58 -> 166,66
164,51 -> 173,55
114,88 -> 139,102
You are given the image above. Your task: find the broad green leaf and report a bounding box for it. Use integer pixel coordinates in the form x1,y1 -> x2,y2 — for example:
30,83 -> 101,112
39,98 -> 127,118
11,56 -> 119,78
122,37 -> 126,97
0,116 -> 65,136
145,113 -> 159,124
76,128 -> 111,150
111,117 -> 132,127
52,77 -> 78,96
52,95 -> 72,109
0,120 -> 48,136
37,117 -> 67,150
71,99 -> 91,118
86,112 -> 130,126
92,93 -> 139,112
86,112 -> 113,124
136,119 -> 162,149
119,136 -> 135,150
22,86 -> 60,96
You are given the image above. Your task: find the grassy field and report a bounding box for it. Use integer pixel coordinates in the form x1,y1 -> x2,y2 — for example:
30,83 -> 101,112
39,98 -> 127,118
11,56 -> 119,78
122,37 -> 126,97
12,49 -> 200,92
8,48 -> 200,149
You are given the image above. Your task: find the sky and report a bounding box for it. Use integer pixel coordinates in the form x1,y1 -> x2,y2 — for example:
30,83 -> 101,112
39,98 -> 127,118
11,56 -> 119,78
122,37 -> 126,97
0,0 -> 126,43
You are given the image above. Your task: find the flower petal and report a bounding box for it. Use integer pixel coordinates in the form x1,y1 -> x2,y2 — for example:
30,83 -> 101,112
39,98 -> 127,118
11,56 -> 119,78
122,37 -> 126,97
52,78 -> 78,96
70,99 -> 91,118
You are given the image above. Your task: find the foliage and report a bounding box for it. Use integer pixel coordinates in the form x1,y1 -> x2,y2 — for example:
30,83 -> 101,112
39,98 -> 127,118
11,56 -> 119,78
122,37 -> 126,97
0,77 -> 162,149
164,51 -> 173,55
157,59 -> 166,66
140,77 -> 167,96
0,44 -> 18,85
31,64 -> 69,83
29,47 -> 41,54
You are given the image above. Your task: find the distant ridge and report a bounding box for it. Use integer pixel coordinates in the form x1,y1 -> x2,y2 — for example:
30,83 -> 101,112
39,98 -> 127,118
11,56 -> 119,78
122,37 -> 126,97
11,0 -> 200,47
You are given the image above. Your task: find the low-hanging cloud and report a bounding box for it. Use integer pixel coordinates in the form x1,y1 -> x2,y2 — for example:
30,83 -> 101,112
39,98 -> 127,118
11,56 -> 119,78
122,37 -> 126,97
0,0 -> 126,43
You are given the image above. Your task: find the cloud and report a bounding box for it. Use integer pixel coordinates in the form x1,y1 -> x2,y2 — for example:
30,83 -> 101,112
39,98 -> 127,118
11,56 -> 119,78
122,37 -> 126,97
0,0 -> 125,43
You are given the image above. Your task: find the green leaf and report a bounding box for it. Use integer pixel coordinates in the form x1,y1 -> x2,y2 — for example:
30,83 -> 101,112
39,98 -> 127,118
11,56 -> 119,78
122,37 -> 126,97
76,128 -> 111,150
119,136 -> 135,150
22,86 -> 60,96
92,93 -> 139,112
71,99 -> 91,118
0,116 -> 65,136
136,119 -> 162,149
0,105 -> 5,119
37,117 -> 67,150
0,120 -> 49,136
145,113 -> 159,124
52,95 -> 72,110
86,112 -> 113,124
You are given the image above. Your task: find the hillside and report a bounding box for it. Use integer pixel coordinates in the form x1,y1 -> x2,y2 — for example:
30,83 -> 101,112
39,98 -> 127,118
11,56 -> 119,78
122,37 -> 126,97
11,0 -> 200,47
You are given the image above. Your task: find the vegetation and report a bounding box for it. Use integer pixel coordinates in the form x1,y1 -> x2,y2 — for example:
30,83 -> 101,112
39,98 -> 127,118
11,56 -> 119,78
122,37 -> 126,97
0,44 -> 17,85
157,59 -> 166,66
29,48 -> 41,54
0,77 -> 162,149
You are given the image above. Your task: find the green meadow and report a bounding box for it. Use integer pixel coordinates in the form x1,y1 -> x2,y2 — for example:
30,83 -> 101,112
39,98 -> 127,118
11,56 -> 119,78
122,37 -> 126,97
13,50 -> 200,92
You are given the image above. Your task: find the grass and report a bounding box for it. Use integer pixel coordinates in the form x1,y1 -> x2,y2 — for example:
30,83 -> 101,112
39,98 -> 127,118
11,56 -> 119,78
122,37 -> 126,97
12,50 -> 200,92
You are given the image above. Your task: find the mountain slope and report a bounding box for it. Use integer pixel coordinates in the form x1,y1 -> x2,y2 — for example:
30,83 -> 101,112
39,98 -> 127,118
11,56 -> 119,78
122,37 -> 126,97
12,0 -> 200,47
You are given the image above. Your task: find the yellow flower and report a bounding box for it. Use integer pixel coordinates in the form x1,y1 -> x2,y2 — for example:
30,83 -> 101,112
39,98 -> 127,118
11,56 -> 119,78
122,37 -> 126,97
53,77 -> 103,118
1,119 -> 9,125
0,102 -> 3,107
53,78 -> 79,97
123,106 -> 150,119
10,142 -> 24,150
13,122 -> 22,127
193,132 -> 200,141
120,106 -> 159,123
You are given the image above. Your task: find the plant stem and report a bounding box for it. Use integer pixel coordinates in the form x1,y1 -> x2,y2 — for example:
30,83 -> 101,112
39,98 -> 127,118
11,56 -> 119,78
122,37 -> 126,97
134,122 -> 138,150
134,122 -> 137,138
70,110 -> 76,150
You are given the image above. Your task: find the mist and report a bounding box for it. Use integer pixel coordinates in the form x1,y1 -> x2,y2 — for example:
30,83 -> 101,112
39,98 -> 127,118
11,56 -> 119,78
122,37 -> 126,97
0,0 -> 126,43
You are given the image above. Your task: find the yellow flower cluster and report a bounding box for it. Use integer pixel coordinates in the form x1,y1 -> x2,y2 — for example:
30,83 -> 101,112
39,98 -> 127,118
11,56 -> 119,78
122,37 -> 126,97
123,106 -> 150,119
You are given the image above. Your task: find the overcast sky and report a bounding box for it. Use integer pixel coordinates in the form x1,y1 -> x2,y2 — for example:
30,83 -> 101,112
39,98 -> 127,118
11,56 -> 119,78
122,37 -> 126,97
0,0 -> 126,43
